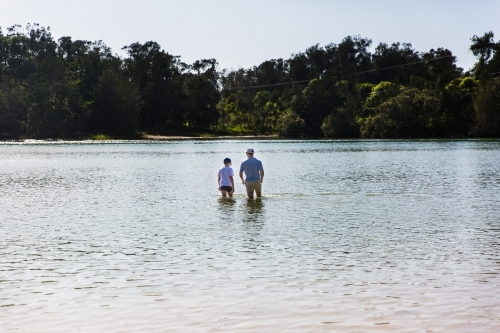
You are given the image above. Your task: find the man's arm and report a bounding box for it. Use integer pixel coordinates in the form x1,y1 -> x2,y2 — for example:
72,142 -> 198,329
239,171 -> 245,184
260,170 -> 264,183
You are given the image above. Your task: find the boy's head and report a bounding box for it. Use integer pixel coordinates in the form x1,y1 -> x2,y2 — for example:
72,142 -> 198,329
223,157 -> 231,165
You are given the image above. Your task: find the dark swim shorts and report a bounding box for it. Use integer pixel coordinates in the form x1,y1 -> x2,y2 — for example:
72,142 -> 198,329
220,186 -> 233,192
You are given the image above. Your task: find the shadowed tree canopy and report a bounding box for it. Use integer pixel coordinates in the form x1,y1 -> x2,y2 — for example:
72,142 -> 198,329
0,24 -> 499,139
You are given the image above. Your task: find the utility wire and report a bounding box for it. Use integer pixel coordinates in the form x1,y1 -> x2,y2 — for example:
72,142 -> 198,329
236,54 -> 458,90
239,79 -> 311,90
350,54 -> 455,76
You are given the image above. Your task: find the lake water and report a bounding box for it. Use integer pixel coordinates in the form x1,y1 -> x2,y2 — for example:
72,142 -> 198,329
1,139 -> 499,332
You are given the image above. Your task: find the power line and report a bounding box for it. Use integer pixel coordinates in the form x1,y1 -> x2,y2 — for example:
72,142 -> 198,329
234,54 -> 458,90
350,54 -> 455,76
239,79 -> 311,90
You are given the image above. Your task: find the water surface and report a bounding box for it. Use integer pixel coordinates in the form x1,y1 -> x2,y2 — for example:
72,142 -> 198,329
1,139 -> 499,332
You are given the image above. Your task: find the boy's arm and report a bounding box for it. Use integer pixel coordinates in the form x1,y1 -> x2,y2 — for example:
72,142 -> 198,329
218,176 -> 221,189
230,176 -> 235,192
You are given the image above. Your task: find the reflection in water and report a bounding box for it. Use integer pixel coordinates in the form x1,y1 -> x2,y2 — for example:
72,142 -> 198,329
242,198 -> 265,224
218,196 -> 237,207
217,197 -> 236,221
240,198 -> 265,240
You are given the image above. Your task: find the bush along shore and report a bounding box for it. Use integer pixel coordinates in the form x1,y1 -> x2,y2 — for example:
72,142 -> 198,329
1,24 -> 499,140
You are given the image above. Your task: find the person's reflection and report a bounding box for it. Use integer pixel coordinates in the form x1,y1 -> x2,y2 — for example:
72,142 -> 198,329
242,198 -> 265,224
218,197 -> 236,220
240,198 -> 265,244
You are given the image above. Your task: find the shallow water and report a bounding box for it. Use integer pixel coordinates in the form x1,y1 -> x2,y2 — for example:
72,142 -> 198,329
1,139 -> 499,332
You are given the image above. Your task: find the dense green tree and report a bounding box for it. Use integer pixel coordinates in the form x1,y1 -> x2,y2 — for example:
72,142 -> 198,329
1,25 -> 35,83
0,81 -> 26,138
332,35 -> 372,81
67,40 -> 120,103
294,79 -> 333,135
89,69 -> 141,135
26,70 -> 66,138
470,31 -> 500,80
19,27 -> 91,138
216,96 -> 234,129
441,77 -> 478,136
421,48 -> 462,87
276,109 -> 305,138
321,80 -> 361,137
468,31 -> 500,136
1,24 -> 499,139
252,58 -> 288,86
363,81 -> 401,116
359,88 -> 442,138
251,90 -> 280,130
470,77 -> 500,136
216,87 -> 254,130
356,82 -> 375,99
183,59 -> 220,130
122,41 -> 183,130
287,52 -> 310,82
26,56 -> 89,138
321,103 -> 359,137
371,42 -> 422,84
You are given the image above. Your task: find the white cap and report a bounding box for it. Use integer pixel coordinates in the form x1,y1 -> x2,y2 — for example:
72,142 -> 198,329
246,148 -> 254,154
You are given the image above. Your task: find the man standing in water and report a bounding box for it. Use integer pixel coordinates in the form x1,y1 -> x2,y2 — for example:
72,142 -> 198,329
239,148 -> 264,198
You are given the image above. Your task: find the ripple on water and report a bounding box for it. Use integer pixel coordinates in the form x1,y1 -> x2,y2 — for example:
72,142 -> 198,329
0,140 -> 499,332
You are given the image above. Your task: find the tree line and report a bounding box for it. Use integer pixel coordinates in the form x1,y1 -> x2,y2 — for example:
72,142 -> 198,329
0,23 -> 499,139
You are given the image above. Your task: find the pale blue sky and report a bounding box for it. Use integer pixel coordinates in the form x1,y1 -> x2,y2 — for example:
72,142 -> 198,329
1,0 -> 499,71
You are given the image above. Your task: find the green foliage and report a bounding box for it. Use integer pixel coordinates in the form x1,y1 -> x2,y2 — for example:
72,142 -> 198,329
359,88 -> 442,138
371,43 -> 421,84
89,69 -> 141,135
0,24 -> 499,139
421,48 -> 462,87
470,32 -> 500,87
470,32 -> 495,61
183,59 -> 220,130
0,82 -> 26,138
356,82 -> 375,101
26,57 -> 89,138
295,79 -> 332,135
216,97 -> 233,129
364,81 -> 401,111
216,90 -> 253,130
276,109 -> 305,138
322,97 -> 361,137
441,77 -> 478,136
91,133 -> 113,140
252,91 -> 279,131
470,77 -> 500,136
122,41 -> 183,129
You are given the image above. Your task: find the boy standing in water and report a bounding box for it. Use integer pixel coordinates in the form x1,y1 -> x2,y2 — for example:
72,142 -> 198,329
218,158 -> 235,197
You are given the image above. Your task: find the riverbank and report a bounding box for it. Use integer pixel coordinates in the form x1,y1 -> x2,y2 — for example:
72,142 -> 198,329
140,128 -> 277,140
0,130 -> 278,142
142,133 -> 277,140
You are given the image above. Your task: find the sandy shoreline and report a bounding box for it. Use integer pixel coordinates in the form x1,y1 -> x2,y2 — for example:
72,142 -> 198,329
0,134 -> 278,142
141,134 -> 277,140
